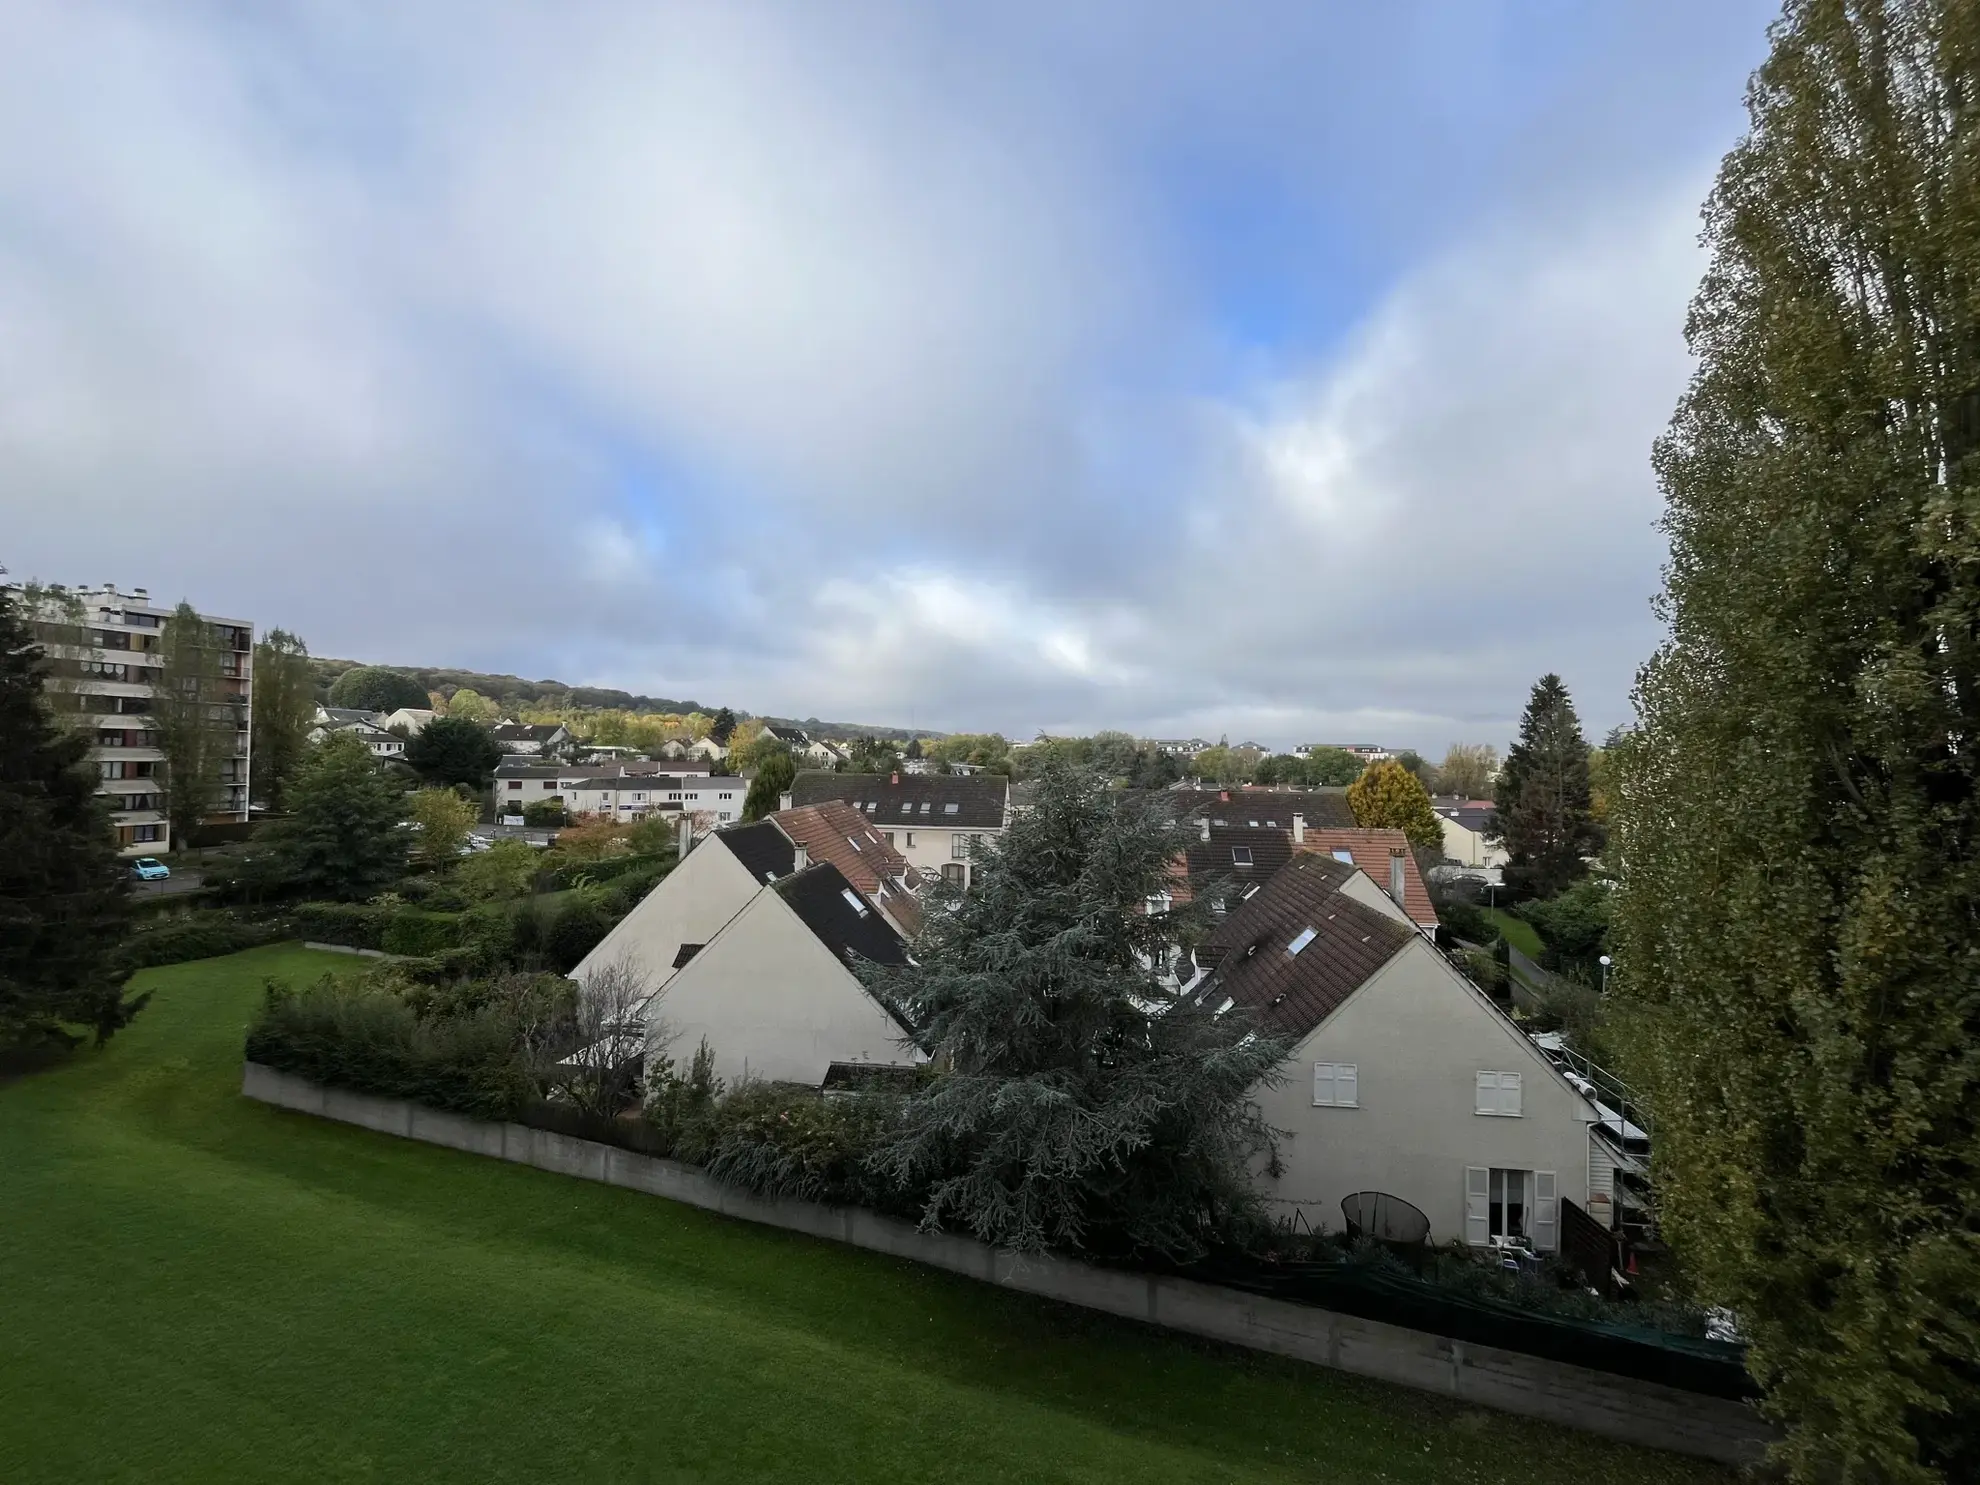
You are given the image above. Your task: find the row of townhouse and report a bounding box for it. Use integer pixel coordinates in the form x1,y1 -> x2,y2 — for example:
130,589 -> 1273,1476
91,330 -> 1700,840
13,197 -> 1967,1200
11,581 -> 253,855
576,798 -> 1612,1258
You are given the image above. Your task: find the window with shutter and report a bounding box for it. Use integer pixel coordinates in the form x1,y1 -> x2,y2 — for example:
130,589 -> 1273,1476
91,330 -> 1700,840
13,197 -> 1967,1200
1312,1063 -> 1333,1105
1476,1070 -> 1523,1115
1532,1171 -> 1558,1251
1336,1063 -> 1357,1107
1501,1071 -> 1522,1116
1464,1167 -> 1490,1246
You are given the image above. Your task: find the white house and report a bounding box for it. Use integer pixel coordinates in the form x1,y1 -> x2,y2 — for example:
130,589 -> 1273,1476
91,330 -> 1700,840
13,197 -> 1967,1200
308,709 -> 406,761
572,823 -> 920,1087
380,707 -> 438,735
1432,798 -> 1507,870
489,722 -> 572,756
764,724 -> 846,768
562,773 -> 747,827
1194,852 -> 1597,1251
784,770 -> 1008,889
660,736 -> 729,764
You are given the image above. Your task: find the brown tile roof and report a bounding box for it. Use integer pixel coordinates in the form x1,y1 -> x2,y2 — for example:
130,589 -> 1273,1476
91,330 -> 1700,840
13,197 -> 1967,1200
1174,826 -> 1296,905
1292,827 -> 1438,929
791,771 -> 1008,830
1170,787 -> 1356,831
1196,853 -> 1414,1041
771,800 -> 925,936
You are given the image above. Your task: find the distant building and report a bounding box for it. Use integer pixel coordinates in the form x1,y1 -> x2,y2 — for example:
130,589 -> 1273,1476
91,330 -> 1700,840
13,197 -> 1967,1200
10,581 -> 252,856
784,770 -> 1009,889
1294,743 -> 1392,764
489,722 -> 572,756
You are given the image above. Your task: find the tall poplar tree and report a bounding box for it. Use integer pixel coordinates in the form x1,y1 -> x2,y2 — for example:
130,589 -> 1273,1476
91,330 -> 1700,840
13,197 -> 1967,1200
1491,674 -> 1598,899
1612,5 -> 1980,1477
152,601 -> 227,852
251,628 -> 314,812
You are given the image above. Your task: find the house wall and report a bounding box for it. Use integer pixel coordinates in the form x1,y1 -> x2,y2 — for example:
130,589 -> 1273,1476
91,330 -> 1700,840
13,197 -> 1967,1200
1440,816 -> 1507,869
868,820 -> 998,888
649,890 -> 923,1086
1253,938 -> 1594,1248
571,836 -> 761,996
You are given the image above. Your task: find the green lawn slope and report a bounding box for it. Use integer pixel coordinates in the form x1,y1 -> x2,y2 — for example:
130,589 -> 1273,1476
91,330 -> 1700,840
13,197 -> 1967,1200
0,945 -> 1727,1484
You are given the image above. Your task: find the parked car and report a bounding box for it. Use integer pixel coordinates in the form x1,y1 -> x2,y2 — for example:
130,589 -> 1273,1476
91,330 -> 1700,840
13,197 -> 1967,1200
130,857 -> 171,882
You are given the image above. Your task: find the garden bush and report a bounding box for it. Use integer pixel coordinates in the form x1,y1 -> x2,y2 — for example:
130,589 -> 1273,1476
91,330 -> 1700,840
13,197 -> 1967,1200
293,901 -> 392,950
117,910 -> 291,970
246,973 -> 532,1121
544,896 -> 612,971
381,908 -> 464,958
541,850 -> 672,893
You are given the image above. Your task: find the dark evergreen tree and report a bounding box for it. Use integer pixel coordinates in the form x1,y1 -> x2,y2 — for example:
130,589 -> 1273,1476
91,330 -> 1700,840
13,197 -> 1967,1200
403,717 -> 503,789
265,733 -> 407,900
1612,5 -> 1980,1476
742,750 -> 795,821
0,585 -> 141,1050
708,706 -> 737,745
1491,674 -> 1598,899
863,762 -> 1288,1259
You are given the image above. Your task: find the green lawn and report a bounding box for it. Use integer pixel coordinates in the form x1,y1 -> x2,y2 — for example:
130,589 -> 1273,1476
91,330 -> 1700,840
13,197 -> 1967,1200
0,945 -> 1728,1485
1484,907 -> 1546,960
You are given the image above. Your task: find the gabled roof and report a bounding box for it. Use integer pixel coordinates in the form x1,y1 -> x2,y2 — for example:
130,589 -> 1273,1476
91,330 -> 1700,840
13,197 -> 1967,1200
1169,788 -> 1356,831
764,724 -> 813,744
1432,798 -> 1497,834
317,706 -> 379,726
713,820 -> 797,885
771,801 -> 925,935
1197,853 -> 1415,1041
1183,826 -> 1296,891
773,862 -> 909,970
491,723 -> 565,742
789,771 -> 1007,830
493,758 -> 566,779
1293,827 -> 1438,929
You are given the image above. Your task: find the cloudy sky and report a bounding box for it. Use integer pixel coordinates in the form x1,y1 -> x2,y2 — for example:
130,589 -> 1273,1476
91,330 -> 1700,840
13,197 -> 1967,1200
1,1 -> 1776,751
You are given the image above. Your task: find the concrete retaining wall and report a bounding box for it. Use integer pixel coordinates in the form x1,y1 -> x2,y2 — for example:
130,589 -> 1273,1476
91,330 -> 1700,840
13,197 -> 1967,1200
240,1062 -> 1773,1466
300,941 -> 396,959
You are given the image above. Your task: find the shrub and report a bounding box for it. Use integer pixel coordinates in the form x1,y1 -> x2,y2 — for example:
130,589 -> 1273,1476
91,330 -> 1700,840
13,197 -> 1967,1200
293,901 -> 391,950
455,840 -> 539,901
541,850 -> 671,893
1517,877 -> 1613,977
703,1081 -> 906,1210
544,896 -> 612,971
521,800 -> 566,827
117,910 -> 290,970
245,973 -> 532,1120
381,908 -> 462,957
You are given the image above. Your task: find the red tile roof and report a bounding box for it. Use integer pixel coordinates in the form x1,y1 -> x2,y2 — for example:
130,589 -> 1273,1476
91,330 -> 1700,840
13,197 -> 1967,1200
1292,827 -> 1438,929
771,801 -> 924,936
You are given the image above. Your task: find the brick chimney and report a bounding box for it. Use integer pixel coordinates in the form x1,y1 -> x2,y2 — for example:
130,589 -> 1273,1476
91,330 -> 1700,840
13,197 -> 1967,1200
1292,811 -> 1305,845
1388,850 -> 1406,909
890,772 -> 900,785
1218,789 -> 1230,803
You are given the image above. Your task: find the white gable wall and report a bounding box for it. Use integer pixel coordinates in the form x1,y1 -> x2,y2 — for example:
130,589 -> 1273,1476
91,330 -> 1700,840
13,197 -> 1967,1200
649,889 -> 922,1087
570,837 -> 762,995
1251,936 -> 1595,1249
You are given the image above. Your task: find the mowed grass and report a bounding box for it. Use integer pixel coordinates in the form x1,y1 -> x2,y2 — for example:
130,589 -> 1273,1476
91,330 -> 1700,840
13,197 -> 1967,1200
0,945 -> 1730,1485
1483,907 -> 1547,960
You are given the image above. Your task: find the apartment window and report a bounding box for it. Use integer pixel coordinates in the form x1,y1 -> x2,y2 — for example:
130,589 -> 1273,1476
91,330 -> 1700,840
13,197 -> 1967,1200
1475,1071 -> 1523,1117
543,781 -> 557,789
941,863 -> 965,886
904,832 -> 915,848
951,832 -> 976,860
98,730 -> 126,748
883,831 -> 895,846
1312,1062 -> 1357,1107
100,759 -> 126,779
134,824 -> 160,843
1464,1168 -> 1558,1251
507,781 -> 522,791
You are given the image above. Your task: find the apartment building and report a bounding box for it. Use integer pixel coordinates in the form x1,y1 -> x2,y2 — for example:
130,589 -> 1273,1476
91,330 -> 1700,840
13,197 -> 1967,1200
14,581 -> 253,856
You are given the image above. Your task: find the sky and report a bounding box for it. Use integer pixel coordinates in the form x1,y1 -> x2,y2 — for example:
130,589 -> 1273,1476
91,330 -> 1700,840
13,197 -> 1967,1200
0,1 -> 1779,753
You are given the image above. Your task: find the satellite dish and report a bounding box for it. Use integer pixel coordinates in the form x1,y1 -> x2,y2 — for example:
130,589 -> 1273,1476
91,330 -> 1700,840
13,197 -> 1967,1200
1340,1191 -> 1431,1245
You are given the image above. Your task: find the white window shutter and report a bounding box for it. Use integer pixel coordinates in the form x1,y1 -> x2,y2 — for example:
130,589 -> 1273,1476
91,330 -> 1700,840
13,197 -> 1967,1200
1475,1071 -> 1496,1114
1533,1170 -> 1557,1251
1502,1071 -> 1522,1117
1464,1167 -> 1490,1246
1336,1063 -> 1357,1108
1313,1062 -> 1334,1106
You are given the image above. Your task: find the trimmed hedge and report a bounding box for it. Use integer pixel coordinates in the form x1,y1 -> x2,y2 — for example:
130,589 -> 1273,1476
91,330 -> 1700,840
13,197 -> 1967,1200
117,911 -> 292,971
245,977 -> 531,1121
294,901 -> 466,956
382,909 -> 462,958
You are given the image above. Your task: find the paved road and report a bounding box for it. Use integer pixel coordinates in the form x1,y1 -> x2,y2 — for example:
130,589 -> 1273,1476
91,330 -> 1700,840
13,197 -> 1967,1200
133,869 -> 205,898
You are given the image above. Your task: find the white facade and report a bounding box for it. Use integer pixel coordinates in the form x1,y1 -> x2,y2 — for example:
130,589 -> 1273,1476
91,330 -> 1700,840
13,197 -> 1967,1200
564,775 -> 747,827
1249,935 -> 1596,1250
574,833 -> 768,1000
13,581 -> 252,856
1437,813 -> 1508,870
636,887 -> 920,1087
380,707 -> 437,735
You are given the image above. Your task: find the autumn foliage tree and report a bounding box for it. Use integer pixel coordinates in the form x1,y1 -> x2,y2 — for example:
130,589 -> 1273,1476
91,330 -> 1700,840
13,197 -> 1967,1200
1345,758 -> 1443,853
1611,5 -> 1980,1476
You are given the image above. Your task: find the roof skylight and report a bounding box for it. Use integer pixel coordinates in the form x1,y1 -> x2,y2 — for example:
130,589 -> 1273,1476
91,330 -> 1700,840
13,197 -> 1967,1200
1288,926 -> 1318,955
840,888 -> 869,918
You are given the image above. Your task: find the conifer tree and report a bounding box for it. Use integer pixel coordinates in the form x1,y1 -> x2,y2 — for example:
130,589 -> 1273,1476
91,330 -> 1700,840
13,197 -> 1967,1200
1612,5 -> 1980,1475
863,762 -> 1288,1259
1491,674 -> 1598,899
0,585 -> 140,1049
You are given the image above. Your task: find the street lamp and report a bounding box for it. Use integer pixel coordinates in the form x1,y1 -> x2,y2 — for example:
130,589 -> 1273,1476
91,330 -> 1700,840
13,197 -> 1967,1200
1598,953 -> 1612,993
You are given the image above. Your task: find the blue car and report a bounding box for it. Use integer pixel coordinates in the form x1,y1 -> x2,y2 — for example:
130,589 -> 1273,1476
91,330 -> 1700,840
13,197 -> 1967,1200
130,857 -> 171,882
